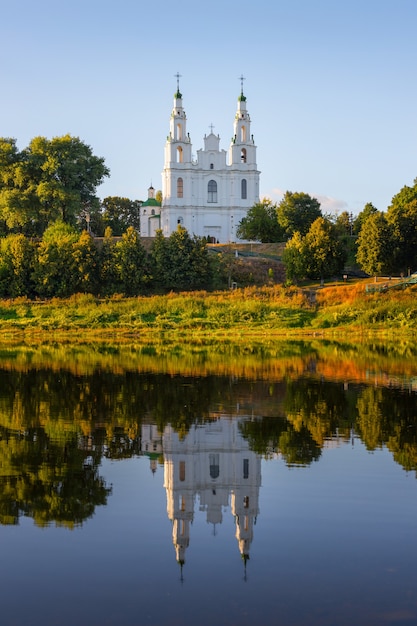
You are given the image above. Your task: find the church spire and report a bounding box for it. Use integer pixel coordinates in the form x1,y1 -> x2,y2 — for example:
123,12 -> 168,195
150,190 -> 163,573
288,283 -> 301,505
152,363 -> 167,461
174,71 -> 182,99
229,75 -> 256,166
238,74 -> 247,102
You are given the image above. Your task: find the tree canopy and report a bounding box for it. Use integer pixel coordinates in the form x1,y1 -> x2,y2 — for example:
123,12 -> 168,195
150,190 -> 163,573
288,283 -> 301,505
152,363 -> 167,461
386,180 -> 417,272
101,196 -> 142,236
151,226 -> 213,291
236,199 -> 282,242
282,217 -> 345,282
356,211 -> 394,277
0,135 -> 109,236
277,191 -> 322,239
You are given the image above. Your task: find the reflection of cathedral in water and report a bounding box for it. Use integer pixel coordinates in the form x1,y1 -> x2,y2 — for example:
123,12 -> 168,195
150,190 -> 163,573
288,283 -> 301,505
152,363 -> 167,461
142,418 -> 261,567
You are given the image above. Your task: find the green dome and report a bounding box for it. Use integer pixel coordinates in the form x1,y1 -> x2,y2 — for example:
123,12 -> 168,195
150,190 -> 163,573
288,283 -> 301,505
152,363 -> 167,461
141,198 -> 161,208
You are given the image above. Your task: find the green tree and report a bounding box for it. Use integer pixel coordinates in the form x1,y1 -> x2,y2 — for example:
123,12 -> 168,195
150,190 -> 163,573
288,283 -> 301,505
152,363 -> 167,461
101,196 -> 142,236
353,202 -> 378,236
386,181 -> 417,272
0,135 -> 109,235
33,221 -> 79,297
356,211 -> 394,277
303,217 -> 346,280
332,211 -> 357,268
0,234 -> 36,297
150,229 -> 170,290
277,191 -> 322,239
283,218 -> 345,282
334,211 -> 352,237
282,231 -> 306,283
236,199 -> 282,242
98,227 -> 119,295
0,137 -> 41,234
72,230 -> 100,294
114,226 -> 149,295
164,226 -> 211,291
189,234 -> 213,290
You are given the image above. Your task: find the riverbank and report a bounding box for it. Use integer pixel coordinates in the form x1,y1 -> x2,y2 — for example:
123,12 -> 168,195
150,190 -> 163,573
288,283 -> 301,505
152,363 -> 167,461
0,282 -> 416,341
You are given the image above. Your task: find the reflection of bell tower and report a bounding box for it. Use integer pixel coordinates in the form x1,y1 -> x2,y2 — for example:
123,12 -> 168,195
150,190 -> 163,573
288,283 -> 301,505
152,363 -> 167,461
164,428 -> 195,566
162,417 -> 261,571
231,457 -> 259,565
141,424 -> 163,474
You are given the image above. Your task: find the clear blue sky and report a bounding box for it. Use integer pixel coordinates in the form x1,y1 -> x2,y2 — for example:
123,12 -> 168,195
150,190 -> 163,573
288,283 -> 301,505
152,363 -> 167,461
3,0 -> 416,216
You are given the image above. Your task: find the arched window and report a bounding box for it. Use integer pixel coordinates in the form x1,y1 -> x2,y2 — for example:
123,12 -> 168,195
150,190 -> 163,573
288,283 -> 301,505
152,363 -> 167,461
241,148 -> 247,163
176,146 -> 183,163
177,177 -> 183,198
177,216 -> 184,225
208,179 -> 217,203
176,123 -> 182,140
240,125 -> 247,142
241,179 -> 247,199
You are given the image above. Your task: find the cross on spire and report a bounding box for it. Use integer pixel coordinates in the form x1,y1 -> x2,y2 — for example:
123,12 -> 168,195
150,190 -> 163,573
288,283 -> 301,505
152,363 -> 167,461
239,74 -> 246,95
209,123 -> 215,134
174,72 -> 182,91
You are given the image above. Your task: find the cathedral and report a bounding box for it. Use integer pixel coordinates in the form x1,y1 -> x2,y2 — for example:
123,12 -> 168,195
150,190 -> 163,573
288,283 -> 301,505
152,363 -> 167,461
140,75 -> 260,242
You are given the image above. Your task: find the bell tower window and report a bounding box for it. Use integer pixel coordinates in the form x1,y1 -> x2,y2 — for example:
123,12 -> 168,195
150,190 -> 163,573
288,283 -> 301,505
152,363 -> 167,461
240,125 -> 247,142
208,180 -> 217,203
176,146 -> 183,163
241,148 -> 247,163
176,123 -> 182,140
177,177 -> 183,198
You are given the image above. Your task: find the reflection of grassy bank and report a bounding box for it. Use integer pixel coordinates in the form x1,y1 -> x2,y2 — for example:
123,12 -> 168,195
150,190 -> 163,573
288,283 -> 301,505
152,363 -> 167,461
0,338 -> 416,386
0,282 -> 416,339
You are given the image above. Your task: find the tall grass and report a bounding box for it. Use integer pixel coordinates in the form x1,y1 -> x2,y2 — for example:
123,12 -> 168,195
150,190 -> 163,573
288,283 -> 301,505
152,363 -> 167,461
0,282 -> 415,338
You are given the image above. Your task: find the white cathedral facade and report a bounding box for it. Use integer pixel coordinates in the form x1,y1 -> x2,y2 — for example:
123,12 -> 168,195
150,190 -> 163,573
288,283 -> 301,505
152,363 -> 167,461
140,76 -> 260,242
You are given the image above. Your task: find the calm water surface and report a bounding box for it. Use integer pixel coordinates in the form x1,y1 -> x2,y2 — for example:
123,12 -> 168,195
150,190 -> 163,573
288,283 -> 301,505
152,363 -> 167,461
0,342 -> 416,626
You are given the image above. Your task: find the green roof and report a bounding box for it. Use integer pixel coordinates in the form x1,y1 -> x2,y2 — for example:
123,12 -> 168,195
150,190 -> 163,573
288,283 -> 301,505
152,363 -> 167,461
141,198 -> 161,207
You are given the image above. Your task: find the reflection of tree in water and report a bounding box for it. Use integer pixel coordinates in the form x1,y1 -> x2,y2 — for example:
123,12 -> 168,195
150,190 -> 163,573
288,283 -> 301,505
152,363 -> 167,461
0,427 -> 111,527
239,417 -> 322,466
240,380 -> 352,466
356,386 -> 417,473
0,369 -> 230,437
284,379 -> 352,446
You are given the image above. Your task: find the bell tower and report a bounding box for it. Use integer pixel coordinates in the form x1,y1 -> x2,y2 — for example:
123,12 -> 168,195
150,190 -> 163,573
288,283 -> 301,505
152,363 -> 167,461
164,72 -> 192,167
229,75 -> 257,167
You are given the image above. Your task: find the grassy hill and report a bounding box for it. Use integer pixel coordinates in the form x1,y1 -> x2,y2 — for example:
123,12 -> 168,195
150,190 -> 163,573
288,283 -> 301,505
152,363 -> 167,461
208,242 -> 286,286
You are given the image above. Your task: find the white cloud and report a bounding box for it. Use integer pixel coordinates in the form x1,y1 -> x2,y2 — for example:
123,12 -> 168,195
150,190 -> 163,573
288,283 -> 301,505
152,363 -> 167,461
312,195 -> 348,215
261,187 -> 285,202
262,189 -> 349,215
